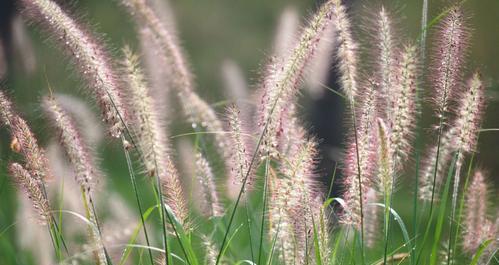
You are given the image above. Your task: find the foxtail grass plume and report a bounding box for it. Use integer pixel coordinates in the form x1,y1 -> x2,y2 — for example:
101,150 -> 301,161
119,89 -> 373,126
195,152 -> 223,217
8,163 -> 51,224
20,0 -> 129,138
0,90 -> 15,126
331,0 -> 358,101
341,80 -> 379,228
449,73 -> 485,154
430,5 -> 469,115
226,105 -> 253,191
376,7 -> 396,99
122,0 -> 230,160
388,45 -> 418,166
462,170 -> 495,253
12,117 -> 53,182
43,96 -> 100,194
258,0 -> 337,158
121,47 -> 188,225
364,188 -> 379,248
270,139 -> 319,263
376,118 -> 394,195
419,73 -> 484,201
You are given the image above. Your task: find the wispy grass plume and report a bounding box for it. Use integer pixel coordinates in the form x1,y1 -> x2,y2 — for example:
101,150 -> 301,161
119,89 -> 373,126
20,0 -> 130,138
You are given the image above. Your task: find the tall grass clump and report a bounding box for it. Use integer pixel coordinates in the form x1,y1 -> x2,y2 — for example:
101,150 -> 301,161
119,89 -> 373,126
1,1 -> 497,265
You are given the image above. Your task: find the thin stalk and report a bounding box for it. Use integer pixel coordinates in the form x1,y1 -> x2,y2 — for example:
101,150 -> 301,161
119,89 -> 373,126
446,153 -> 463,265
452,153 -> 475,262
257,157 -> 270,265
121,136 -> 156,265
244,195 -> 255,262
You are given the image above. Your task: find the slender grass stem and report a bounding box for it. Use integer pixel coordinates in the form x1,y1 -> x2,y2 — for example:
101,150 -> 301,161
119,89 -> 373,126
121,136 -> 156,265
257,157 -> 270,265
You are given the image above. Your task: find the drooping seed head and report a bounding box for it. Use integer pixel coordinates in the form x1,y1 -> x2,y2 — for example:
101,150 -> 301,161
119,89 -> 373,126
20,0 -> 129,138
12,116 -> 53,182
121,46 -> 189,226
43,96 -> 100,194
8,162 -> 51,224
258,0 -> 337,158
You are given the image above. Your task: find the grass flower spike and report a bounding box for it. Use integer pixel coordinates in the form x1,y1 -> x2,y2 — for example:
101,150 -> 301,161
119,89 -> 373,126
20,0 -> 129,138
8,163 -> 51,224
43,96 -> 100,194
195,152 -> 223,217
430,5 -> 469,115
121,47 -> 188,225
258,0 -> 337,158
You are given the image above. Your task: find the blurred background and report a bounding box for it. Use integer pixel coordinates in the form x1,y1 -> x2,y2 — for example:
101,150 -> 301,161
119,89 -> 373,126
0,0 -> 498,263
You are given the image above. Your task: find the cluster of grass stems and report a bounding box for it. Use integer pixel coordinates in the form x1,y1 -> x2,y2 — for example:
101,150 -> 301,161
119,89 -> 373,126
0,0 -> 497,264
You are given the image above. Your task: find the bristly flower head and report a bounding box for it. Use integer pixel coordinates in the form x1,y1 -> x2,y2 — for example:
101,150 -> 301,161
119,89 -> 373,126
341,80 -> 379,228
462,170 -> 495,253
20,0 -> 129,138
376,6 -> 396,99
376,118 -> 394,195
388,44 -> 418,166
43,96 -> 100,194
258,0 -> 337,158
195,152 -> 223,217
226,105 -> 254,190
331,0 -> 358,101
449,73 -> 485,154
122,0 -> 231,161
430,5 -> 469,115
121,46 -> 189,226
8,163 -> 51,224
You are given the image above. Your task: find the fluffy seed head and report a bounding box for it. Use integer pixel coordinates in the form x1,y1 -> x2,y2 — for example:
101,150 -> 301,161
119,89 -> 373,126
364,188 -> 379,248
449,73 -> 485,154
376,7 -> 396,98
258,0 -> 337,158
195,152 -> 223,217
9,163 -> 51,224
331,0 -> 359,100
388,45 -> 418,165
121,47 -> 189,226
12,117 -> 53,182
226,105 -> 253,188
341,81 -> 379,228
20,0 -> 129,138
43,96 -> 100,194
430,5 -> 469,115
0,90 -> 15,126
376,118 -> 394,195
462,170 -> 493,253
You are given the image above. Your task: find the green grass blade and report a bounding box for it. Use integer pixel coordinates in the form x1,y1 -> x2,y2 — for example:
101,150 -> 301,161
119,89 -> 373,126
429,154 -> 457,265
470,239 -> 494,265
